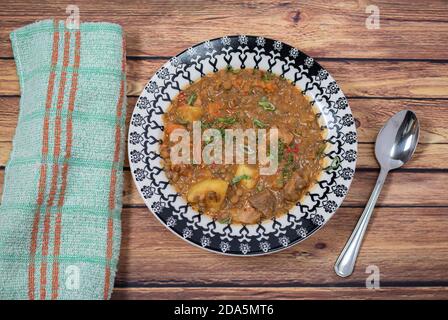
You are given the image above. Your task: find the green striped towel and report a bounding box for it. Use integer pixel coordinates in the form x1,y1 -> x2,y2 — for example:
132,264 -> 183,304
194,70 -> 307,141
0,20 -> 126,300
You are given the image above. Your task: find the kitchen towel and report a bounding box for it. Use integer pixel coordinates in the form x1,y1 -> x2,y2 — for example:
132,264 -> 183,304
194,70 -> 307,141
0,19 -> 126,299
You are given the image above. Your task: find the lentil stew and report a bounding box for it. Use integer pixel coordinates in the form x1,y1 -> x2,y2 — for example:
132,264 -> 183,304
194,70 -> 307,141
161,69 -> 326,224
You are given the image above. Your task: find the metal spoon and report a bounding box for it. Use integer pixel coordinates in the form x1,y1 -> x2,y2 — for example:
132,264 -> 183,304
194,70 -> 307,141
334,110 -> 420,277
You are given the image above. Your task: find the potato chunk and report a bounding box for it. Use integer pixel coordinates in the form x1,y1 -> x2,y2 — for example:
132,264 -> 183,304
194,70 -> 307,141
177,105 -> 203,123
234,164 -> 259,189
187,179 -> 229,211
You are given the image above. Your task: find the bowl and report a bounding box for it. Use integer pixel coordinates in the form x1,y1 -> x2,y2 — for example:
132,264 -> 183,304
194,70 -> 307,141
128,35 -> 357,255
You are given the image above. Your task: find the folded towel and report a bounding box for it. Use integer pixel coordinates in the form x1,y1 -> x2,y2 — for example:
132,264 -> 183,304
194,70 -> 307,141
0,20 -> 126,299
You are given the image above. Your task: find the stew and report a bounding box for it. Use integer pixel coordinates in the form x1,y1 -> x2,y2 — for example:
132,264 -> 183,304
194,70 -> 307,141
160,68 -> 325,224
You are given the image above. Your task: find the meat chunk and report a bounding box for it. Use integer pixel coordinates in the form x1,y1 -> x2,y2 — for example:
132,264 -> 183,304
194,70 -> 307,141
248,189 -> 276,217
278,128 -> 294,145
284,172 -> 307,201
231,206 -> 261,224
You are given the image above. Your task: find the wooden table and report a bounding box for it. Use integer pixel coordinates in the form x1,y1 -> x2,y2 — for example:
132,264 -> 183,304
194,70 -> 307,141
1,0 -> 448,300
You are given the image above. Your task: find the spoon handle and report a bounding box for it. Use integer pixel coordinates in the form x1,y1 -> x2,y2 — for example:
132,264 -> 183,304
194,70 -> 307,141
334,168 -> 389,277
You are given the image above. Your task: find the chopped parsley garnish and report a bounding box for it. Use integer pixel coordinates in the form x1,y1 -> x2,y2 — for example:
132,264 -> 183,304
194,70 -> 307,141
218,216 -> 232,224
330,156 -> 341,170
258,96 -> 276,111
216,117 -> 237,125
231,174 -> 251,185
226,65 -> 240,74
187,92 -> 197,106
316,143 -> 326,158
277,139 -> 285,159
262,71 -> 274,81
253,118 -> 267,128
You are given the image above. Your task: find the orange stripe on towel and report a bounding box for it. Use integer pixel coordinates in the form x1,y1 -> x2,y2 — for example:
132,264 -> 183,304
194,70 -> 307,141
103,36 -> 126,300
50,28 -> 81,300
28,21 -> 60,300
39,28 -> 71,300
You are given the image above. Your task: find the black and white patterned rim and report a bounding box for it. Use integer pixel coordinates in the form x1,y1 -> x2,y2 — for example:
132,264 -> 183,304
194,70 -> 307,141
128,35 -> 357,255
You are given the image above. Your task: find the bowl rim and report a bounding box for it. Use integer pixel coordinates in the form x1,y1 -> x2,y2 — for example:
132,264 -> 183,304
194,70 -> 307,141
128,35 -> 358,256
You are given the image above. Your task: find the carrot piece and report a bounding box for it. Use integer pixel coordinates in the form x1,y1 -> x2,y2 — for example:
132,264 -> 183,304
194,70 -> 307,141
235,79 -> 243,87
262,81 -> 275,92
207,102 -> 222,117
165,123 -> 185,135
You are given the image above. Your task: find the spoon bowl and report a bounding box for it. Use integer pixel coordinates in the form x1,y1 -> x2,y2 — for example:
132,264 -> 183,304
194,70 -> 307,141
375,110 -> 420,170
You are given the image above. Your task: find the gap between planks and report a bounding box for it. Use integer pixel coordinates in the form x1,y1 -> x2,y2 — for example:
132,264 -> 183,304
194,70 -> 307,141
1,0 -> 448,59
2,169 -> 448,207
2,59 -> 448,98
112,207 -> 448,286
111,286 -> 448,300
1,96 -> 448,145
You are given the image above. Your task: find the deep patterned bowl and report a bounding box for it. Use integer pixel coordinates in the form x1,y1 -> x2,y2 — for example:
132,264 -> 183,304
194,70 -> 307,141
128,36 -> 357,255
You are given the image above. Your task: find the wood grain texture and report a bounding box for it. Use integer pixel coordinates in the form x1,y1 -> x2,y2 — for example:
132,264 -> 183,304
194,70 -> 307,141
1,0 -> 448,300
0,96 -> 447,158
112,287 -> 448,300
0,0 -> 448,59
2,146 -> 448,174
3,140 -> 448,169
114,207 -> 448,286
2,96 -> 448,144
124,170 -> 448,207
2,59 -> 448,98
0,167 -> 447,207
0,187 -> 445,288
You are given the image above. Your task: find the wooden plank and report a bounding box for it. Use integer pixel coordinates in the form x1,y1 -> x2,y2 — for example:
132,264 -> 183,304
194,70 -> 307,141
357,143 -> 448,169
3,95 -> 448,149
113,206 -> 448,286
352,99 -> 448,144
324,60 -> 448,99
1,95 -> 448,146
120,170 -> 448,207
1,97 -> 447,206
1,159 -> 447,207
1,0 -> 448,59
0,182 -> 446,286
2,140 -> 448,170
361,145 -> 448,172
0,141 -> 10,166
2,59 -> 448,98
0,60 -> 19,96
112,287 -> 448,300
0,97 -> 19,142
